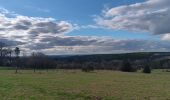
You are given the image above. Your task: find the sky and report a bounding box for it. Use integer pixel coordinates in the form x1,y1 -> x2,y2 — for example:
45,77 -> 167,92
0,0 -> 170,55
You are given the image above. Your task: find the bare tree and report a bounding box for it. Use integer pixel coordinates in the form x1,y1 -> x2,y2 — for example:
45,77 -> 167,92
8,48 -> 13,65
27,52 -> 56,72
28,52 -> 45,72
14,47 -> 20,73
0,42 -> 6,65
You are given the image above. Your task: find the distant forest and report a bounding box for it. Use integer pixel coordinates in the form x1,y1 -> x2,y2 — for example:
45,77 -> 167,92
1,42 -> 170,72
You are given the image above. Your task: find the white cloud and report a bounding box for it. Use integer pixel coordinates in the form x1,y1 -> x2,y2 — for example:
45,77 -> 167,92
96,0 -> 170,35
1,7 -> 170,54
162,33 -> 170,41
0,8 -> 74,45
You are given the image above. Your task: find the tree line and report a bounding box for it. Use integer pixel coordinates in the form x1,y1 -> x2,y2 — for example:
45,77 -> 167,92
2,42 -> 170,74
0,42 -> 56,73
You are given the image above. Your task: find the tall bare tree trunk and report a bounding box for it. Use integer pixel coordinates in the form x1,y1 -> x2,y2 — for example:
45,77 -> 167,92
14,47 -> 20,74
15,58 -> 19,74
34,64 -> 36,73
15,66 -> 18,73
9,52 -> 12,65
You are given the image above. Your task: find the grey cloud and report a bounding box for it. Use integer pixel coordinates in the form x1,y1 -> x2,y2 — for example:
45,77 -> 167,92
0,38 -> 24,46
12,20 -> 32,30
31,21 -> 72,34
13,24 -> 30,30
23,35 -> 170,54
19,20 -> 32,26
27,30 -> 40,37
25,43 -> 54,50
40,36 -> 98,46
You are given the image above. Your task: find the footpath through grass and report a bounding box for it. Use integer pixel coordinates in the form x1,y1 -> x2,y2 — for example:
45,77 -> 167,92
0,68 -> 169,100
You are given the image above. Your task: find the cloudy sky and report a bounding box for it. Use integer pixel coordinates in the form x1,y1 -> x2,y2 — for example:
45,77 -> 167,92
0,0 -> 170,55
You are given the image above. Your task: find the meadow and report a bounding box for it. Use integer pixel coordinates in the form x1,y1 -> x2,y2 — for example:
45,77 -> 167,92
0,68 -> 170,100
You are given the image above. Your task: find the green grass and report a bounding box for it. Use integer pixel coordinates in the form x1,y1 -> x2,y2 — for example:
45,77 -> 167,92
0,69 -> 170,100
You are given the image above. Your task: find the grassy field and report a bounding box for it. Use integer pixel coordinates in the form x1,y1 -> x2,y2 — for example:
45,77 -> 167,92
0,68 -> 170,100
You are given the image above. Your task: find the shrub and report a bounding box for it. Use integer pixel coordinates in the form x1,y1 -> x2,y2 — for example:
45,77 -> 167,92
143,65 -> 151,73
82,63 -> 94,72
120,60 -> 136,72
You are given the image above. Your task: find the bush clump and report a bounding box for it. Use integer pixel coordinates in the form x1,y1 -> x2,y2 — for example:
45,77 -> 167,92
143,65 -> 151,74
82,63 -> 94,72
120,60 -> 136,72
